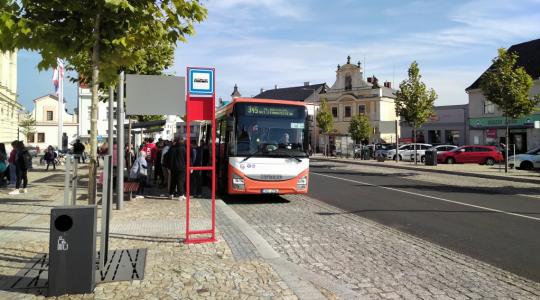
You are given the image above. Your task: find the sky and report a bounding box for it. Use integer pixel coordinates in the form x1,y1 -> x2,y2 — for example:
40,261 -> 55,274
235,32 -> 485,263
17,0 -> 540,113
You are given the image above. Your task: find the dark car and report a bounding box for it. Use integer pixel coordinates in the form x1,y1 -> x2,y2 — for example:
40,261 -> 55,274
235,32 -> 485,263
437,145 -> 504,166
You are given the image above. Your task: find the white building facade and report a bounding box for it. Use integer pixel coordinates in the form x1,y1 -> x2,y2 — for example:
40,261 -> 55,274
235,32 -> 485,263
0,50 -> 22,143
29,94 -> 78,149
78,84 -> 117,143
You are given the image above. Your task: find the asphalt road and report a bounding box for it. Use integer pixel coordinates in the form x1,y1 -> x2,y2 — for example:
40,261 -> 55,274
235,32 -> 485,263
308,162 -> 540,282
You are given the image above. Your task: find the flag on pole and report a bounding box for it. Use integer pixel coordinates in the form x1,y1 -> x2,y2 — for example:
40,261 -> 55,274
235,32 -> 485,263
52,58 -> 64,95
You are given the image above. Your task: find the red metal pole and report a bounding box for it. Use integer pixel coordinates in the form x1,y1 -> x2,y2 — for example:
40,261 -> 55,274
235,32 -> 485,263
211,93 -> 216,240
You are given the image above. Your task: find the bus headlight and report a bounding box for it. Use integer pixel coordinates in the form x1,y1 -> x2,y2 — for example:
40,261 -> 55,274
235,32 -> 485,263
296,176 -> 308,190
232,173 -> 245,190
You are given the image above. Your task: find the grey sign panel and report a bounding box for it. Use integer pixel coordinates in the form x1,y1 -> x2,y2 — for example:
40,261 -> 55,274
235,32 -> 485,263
125,74 -> 186,116
48,206 -> 96,297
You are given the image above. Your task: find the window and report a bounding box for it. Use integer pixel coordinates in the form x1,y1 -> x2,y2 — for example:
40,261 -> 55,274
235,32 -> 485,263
27,133 -> 35,143
38,133 -> 45,143
358,105 -> 366,115
46,111 -> 53,121
344,106 -> 351,118
428,130 -> 442,144
483,101 -> 495,114
445,130 -> 460,145
331,107 -> 338,118
345,74 -> 352,90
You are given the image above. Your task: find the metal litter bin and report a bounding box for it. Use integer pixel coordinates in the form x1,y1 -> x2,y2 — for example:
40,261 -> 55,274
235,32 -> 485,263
48,206 -> 97,296
424,149 -> 437,166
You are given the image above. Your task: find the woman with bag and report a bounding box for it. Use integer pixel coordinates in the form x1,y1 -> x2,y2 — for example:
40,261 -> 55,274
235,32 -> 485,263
129,151 -> 148,199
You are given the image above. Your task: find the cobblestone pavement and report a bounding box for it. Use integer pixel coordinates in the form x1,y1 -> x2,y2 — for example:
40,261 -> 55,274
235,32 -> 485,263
0,162 -> 301,299
228,194 -> 540,299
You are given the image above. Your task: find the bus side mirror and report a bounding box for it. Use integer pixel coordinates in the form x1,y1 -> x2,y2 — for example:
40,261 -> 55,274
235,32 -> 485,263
226,116 -> 235,131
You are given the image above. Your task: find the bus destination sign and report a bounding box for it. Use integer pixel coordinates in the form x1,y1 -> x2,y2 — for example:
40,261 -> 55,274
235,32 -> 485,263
246,105 -> 296,117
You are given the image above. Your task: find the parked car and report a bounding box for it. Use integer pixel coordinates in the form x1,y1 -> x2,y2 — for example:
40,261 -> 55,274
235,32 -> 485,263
508,146 -> 540,170
386,143 -> 432,161
437,145 -> 503,165
415,145 -> 458,162
374,143 -> 396,158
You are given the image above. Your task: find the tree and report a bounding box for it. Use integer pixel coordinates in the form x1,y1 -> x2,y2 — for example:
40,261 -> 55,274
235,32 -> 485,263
480,48 -> 540,173
395,61 -> 437,164
19,112 -> 36,141
349,114 -> 371,144
0,0 -> 207,204
316,98 -> 334,156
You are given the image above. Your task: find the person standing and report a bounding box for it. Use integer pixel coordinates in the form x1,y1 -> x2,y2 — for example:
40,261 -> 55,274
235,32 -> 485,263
7,141 -> 17,186
73,139 -> 85,163
141,138 -> 157,184
190,141 -> 203,197
167,138 -> 186,200
0,143 -> 7,187
9,141 -> 31,195
129,151 -> 148,199
154,141 -> 164,186
44,146 -> 57,171
161,140 -> 171,190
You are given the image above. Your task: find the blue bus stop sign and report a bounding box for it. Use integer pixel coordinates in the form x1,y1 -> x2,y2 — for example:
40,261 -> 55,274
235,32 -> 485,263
188,68 -> 214,96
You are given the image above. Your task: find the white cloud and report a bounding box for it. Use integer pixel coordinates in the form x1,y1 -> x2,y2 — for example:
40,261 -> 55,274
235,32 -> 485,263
173,0 -> 540,105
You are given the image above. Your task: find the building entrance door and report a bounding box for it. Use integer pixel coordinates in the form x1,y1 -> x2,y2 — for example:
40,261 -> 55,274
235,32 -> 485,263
510,132 -> 527,153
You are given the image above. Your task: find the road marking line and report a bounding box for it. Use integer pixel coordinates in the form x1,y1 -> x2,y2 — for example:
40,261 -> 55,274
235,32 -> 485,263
312,172 -> 540,222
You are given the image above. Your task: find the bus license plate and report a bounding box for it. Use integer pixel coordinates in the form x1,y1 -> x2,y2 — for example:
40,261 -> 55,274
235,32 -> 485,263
262,189 -> 279,194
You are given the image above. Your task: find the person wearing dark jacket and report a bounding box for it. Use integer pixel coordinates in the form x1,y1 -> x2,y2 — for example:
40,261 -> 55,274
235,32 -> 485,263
190,141 -> 203,197
9,141 -> 30,195
166,138 -> 187,200
73,139 -> 85,163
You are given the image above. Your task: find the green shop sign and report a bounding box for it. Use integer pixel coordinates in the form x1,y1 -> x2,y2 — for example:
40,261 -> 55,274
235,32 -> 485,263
469,114 -> 540,128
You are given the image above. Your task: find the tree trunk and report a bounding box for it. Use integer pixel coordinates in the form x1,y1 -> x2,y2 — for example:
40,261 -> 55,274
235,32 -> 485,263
505,117 -> 509,173
413,125 -> 417,165
88,13 -> 101,204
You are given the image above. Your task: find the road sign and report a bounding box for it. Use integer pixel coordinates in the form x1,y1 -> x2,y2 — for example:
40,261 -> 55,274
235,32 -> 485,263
188,68 -> 214,96
185,67 -> 216,244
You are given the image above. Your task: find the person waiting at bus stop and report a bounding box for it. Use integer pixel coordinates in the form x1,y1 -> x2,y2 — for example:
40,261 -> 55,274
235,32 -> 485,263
166,137 -> 187,201
190,140 -> 203,198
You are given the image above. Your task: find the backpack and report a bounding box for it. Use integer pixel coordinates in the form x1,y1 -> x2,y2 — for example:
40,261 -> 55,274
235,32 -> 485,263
19,150 -> 33,170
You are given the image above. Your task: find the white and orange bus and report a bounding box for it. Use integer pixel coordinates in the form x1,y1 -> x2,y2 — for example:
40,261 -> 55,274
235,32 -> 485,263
215,98 -> 309,195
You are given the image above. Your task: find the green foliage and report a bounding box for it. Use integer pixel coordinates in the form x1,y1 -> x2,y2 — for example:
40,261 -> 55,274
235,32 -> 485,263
19,112 -> 36,137
0,0 -> 207,85
348,114 -> 371,144
480,48 -> 540,119
316,98 -> 334,134
136,115 -> 166,122
395,61 -> 437,128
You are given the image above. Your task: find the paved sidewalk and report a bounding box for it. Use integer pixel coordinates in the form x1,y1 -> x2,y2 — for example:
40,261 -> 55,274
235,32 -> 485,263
313,154 -> 540,185
0,163 -> 304,299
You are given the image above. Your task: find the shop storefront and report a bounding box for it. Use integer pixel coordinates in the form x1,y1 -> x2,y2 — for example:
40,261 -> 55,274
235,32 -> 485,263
469,114 -> 540,153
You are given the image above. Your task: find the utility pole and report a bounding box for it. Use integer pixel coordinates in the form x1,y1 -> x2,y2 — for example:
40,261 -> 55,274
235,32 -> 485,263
116,71 -> 125,210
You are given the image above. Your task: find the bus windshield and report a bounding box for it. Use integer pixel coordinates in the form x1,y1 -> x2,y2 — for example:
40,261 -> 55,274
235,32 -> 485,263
233,103 -> 308,158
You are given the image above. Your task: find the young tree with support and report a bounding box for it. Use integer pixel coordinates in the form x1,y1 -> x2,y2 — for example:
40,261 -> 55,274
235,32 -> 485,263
395,61 -> 437,165
316,98 -> 334,156
19,112 -> 36,142
480,48 -> 540,173
0,0 -> 207,204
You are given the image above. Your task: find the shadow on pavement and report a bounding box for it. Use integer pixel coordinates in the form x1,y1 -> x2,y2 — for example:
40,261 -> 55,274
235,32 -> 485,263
110,233 -> 182,244
222,194 -> 290,205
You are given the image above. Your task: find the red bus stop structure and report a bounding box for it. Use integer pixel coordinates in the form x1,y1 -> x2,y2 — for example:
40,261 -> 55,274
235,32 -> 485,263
184,67 -> 216,244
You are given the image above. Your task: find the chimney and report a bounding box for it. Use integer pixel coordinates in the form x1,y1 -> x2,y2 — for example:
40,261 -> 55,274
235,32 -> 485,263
367,77 -> 372,83
304,81 -> 310,86
260,88 -> 264,93
274,84 -> 278,89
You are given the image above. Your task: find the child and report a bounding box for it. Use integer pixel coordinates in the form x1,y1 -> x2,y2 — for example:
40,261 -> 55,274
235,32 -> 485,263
129,151 -> 148,199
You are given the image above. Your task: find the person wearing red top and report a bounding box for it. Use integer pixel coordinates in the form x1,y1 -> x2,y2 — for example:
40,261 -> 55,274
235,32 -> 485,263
141,138 -> 157,183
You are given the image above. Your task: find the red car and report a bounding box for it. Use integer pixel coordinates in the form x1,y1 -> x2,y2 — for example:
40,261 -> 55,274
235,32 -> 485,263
437,145 -> 503,166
